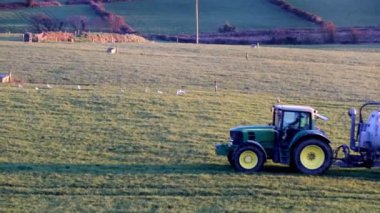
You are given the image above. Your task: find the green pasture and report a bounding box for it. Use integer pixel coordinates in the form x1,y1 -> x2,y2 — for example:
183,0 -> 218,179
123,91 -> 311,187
0,0 -> 317,34
0,41 -> 380,211
288,0 -> 380,27
0,5 -> 103,33
0,0 -> 22,3
0,32 -> 22,41
1,0 -> 379,34
106,0 -> 315,35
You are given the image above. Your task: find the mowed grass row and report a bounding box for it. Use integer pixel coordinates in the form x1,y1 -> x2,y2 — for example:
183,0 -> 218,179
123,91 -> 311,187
0,86 -> 379,211
0,41 -> 380,211
1,41 -> 380,101
0,86 -> 358,164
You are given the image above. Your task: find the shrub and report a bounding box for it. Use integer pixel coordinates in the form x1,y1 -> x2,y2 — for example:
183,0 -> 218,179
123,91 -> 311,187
350,28 -> 361,44
89,0 -> 134,33
268,0 -> 324,26
26,0 -> 35,7
218,22 -> 236,33
323,21 -> 336,43
65,0 -> 90,4
66,15 -> 89,33
30,13 -> 61,32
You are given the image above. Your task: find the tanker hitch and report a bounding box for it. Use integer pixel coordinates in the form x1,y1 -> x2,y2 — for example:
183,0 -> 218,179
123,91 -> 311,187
333,144 -> 380,168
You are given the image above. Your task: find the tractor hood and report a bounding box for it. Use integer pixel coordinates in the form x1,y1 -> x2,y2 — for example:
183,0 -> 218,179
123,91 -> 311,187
230,125 -> 273,132
230,125 -> 276,145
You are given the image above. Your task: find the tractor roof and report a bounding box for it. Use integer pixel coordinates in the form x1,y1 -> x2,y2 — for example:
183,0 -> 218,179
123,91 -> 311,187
274,105 -> 329,121
274,105 -> 315,113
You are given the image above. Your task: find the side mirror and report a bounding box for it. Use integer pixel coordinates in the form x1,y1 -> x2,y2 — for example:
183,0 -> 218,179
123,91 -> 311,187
348,108 -> 357,117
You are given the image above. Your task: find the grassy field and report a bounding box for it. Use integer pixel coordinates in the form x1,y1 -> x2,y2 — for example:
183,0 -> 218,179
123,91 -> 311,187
288,0 -> 380,27
0,41 -> 380,211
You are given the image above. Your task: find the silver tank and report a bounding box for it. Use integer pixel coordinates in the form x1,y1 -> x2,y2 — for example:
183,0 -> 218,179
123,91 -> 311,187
359,110 -> 380,149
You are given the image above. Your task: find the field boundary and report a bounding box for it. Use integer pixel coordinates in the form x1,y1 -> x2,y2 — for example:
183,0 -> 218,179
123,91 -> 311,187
149,26 -> 380,45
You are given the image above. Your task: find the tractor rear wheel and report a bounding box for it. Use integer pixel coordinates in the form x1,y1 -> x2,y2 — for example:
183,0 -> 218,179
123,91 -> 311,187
233,146 -> 265,173
293,139 -> 332,175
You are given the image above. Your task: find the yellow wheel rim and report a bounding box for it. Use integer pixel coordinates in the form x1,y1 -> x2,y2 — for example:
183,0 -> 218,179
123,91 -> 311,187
300,145 -> 325,170
239,150 -> 258,170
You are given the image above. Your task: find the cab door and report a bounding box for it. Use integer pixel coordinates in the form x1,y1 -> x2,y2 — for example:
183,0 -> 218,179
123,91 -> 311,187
276,111 -> 311,163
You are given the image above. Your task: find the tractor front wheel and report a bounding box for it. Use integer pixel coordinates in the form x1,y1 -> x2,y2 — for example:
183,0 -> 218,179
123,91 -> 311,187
293,139 -> 332,175
227,151 -> 235,168
233,146 -> 265,173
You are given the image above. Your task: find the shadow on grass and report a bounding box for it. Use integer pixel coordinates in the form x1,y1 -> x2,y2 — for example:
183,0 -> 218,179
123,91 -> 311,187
264,164 -> 380,181
0,163 -> 233,175
262,165 -> 295,174
326,166 -> 380,181
0,163 -> 379,180
0,163 -> 295,175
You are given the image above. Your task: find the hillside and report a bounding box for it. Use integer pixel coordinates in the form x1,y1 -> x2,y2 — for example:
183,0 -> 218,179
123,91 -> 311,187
1,0 -> 379,36
288,0 -> 380,27
0,0 -> 316,34
0,41 -> 380,211
105,0 -> 315,35
0,4 -> 102,32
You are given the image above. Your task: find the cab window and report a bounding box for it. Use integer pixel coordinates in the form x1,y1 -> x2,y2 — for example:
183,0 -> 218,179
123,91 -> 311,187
282,111 -> 310,130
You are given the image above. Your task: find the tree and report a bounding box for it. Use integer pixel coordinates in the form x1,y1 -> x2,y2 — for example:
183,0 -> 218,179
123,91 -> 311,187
350,28 -> 360,44
323,21 -> 336,43
108,14 -> 134,33
66,15 -> 89,33
112,15 -> 126,33
30,13 -> 60,32
218,22 -> 236,33
26,0 -> 35,7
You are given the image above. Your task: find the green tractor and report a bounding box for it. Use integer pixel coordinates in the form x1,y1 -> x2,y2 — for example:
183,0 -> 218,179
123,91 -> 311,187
215,104 -> 333,175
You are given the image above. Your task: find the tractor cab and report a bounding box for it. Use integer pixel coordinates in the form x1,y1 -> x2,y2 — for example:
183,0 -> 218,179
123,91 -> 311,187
271,105 -> 329,164
272,105 -> 328,141
272,105 -> 315,143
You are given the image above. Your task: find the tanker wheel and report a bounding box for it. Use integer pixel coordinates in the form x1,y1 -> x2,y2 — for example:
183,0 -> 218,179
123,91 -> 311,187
293,139 -> 332,175
233,146 -> 265,173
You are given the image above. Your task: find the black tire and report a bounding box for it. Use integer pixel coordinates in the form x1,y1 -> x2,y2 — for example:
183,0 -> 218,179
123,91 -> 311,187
233,146 -> 265,173
293,139 -> 333,175
227,151 -> 235,168
289,158 -> 297,172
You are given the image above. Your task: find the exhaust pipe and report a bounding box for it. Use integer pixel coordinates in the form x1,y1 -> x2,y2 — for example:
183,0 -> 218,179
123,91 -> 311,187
348,108 -> 358,151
